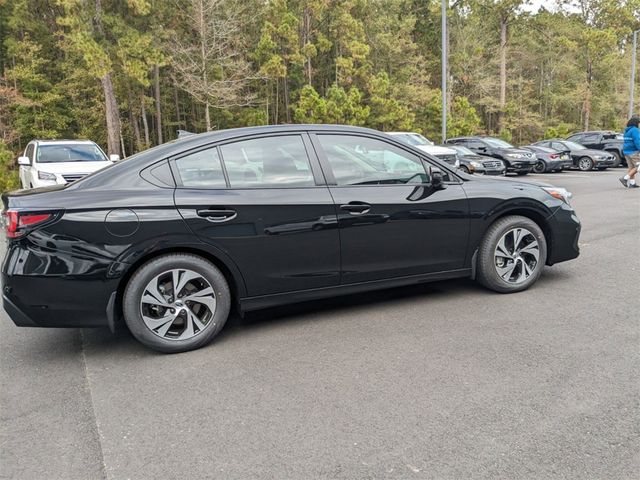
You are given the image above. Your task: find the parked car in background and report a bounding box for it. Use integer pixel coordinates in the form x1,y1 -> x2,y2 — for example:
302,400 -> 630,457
520,145 -> 573,173
532,139 -> 615,171
386,132 -> 458,166
445,145 -> 506,175
566,131 -> 625,167
2,125 -> 580,353
18,140 -> 118,189
445,136 -> 536,175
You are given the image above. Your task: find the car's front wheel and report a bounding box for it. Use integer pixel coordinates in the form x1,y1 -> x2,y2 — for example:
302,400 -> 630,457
578,156 -> 594,171
476,215 -> 547,293
123,253 -> 231,353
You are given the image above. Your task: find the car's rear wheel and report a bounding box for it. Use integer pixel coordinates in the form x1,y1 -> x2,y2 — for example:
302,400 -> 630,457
578,156 -> 594,171
533,161 -> 546,173
476,215 -> 547,293
123,253 -> 231,353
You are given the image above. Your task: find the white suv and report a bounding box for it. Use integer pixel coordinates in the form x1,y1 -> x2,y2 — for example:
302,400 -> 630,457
18,140 -> 118,189
386,132 -> 460,167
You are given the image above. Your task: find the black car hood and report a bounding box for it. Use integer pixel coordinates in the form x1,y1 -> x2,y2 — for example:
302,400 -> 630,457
460,171 -> 552,188
495,147 -> 535,156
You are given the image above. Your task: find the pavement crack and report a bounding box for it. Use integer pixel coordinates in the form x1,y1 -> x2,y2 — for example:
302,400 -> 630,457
80,329 -> 109,480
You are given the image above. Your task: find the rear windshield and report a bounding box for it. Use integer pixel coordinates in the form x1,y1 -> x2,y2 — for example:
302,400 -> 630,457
36,144 -> 107,163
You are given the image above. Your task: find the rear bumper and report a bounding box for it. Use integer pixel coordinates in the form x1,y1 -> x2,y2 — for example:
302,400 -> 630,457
2,242 -> 117,328
2,273 -> 115,328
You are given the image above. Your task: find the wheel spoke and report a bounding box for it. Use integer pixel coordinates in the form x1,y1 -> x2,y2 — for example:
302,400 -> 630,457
142,312 -> 177,336
516,259 -> 528,283
520,241 -> 539,261
496,235 -> 511,257
173,269 -> 201,299
188,309 -> 206,331
496,262 -> 516,280
512,228 -> 526,251
179,311 -> 195,339
142,276 -> 170,307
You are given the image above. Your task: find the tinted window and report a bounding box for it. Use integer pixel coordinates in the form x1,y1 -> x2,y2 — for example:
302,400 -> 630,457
176,148 -> 226,188
220,135 -> 314,188
36,144 -> 107,163
582,133 -> 600,143
566,134 -> 583,143
317,134 -> 429,186
25,144 -> 34,161
465,139 -> 486,149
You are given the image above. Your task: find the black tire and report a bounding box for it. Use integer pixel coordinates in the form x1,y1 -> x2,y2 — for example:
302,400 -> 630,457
476,215 -> 547,293
460,165 -> 470,174
516,171 -> 528,176
578,156 -> 594,171
123,253 -> 231,353
533,161 -> 546,173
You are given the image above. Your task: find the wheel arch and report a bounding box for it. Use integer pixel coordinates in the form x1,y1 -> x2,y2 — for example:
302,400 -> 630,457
110,245 -> 248,330
471,205 -> 554,278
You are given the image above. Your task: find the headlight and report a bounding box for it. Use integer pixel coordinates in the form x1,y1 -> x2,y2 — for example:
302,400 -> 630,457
507,153 -> 523,159
37,171 -> 57,181
542,186 -> 572,205
470,161 -> 482,168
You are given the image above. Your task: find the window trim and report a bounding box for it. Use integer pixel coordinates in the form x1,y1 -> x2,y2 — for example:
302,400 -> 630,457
170,132 -> 328,190
309,131 -> 461,187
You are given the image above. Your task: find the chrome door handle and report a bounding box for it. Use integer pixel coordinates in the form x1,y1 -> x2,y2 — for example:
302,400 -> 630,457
196,209 -> 237,223
339,203 -> 371,215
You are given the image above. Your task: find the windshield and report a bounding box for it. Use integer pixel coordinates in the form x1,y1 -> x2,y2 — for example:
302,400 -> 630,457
450,145 -> 475,155
483,138 -> 514,148
563,141 -> 586,150
36,144 -> 108,163
390,133 -> 433,146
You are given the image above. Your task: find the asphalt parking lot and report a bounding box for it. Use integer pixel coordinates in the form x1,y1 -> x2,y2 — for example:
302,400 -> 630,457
1,169 -> 638,480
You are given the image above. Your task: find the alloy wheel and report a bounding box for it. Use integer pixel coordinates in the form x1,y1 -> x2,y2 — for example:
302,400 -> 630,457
578,157 -> 592,171
533,161 -> 546,173
493,228 -> 540,284
140,269 -> 217,340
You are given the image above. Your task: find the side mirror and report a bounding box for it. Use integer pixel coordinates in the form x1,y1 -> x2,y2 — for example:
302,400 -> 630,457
430,167 -> 446,190
109,154 -> 120,162
17,156 -> 30,166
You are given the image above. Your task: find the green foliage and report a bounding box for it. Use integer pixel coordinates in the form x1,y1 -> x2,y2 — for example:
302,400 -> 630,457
0,0 -> 638,192
0,141 -> 19,192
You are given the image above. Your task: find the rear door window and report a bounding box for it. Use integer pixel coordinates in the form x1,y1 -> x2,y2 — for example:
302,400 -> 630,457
175,148 -> 226,188
220,135 -> 315,188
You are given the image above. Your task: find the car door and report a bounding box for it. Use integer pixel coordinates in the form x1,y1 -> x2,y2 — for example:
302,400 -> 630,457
173,133 -> 340,297
20,144 -> 34,187
311,132 -> 470,284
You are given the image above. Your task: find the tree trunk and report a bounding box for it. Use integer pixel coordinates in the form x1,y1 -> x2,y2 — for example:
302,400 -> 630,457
205,101 -> 211,131
498,16 -> 507,131
174,81 -> 182,131
141,94 -> 150,146
127,90 -> 141,151
154,64 -> 163,144
101,73 -> 121,156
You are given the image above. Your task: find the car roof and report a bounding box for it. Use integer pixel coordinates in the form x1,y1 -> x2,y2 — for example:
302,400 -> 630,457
31,139 -> 97,145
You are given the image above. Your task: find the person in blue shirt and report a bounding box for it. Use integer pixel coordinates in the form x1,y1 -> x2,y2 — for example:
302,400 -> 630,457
621,116 -> 640,188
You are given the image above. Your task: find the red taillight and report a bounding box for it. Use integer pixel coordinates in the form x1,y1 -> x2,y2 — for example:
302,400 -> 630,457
3,210 -> 52,238
550,154 -> 559,159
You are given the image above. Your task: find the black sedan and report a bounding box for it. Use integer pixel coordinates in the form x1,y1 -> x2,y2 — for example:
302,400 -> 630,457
445,136 -> 536,175
445,145 -> 506,175
2,125 -> 581,353
533,139 -> 615,171
520,145 -> 573,173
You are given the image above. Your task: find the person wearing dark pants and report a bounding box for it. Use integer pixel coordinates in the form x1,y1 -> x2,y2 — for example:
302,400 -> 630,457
621,116 -> 640,188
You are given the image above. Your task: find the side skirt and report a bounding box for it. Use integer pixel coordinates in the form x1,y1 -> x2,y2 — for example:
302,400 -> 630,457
239,268 -> 472,313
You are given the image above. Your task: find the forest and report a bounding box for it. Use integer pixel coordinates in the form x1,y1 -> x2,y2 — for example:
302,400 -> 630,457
0,0 -> 639,190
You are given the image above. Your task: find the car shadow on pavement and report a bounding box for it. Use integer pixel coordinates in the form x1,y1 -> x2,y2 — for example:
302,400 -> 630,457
50,265 -> 574,356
